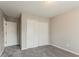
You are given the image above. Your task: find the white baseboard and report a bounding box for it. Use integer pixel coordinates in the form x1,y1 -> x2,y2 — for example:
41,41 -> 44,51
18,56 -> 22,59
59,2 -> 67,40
51,44 -> 79,56
21,44 -> 50,50
5,43 -> 19,47
0,48 -> 4,56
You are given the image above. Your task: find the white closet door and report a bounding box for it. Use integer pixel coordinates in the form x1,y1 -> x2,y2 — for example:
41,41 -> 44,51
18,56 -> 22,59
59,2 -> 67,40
33,21 -> 39,47
27,20 -> 39,48
38,22 -> 49,46
26,19 -> 49,49
26,20 -> 35,48
6,22 -> 18,46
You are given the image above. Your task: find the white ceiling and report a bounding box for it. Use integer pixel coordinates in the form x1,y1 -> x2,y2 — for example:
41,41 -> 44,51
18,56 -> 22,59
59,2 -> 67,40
0,1 -> 79,18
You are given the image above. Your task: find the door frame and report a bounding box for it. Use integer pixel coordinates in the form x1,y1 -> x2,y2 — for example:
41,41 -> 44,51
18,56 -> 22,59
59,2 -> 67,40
4,21 -> 19,47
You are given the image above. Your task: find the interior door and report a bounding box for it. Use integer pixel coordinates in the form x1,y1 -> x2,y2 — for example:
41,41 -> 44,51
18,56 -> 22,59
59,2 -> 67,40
38,22 -> 49,46
5,22 -> 18,46
26,20 -> 35,48
26,19 -> 49,49
27,20 -> 42,48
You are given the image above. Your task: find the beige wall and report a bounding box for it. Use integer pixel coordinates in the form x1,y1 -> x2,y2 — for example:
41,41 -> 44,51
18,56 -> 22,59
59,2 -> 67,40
50,8 -> 79,55
6,16 -> 18,22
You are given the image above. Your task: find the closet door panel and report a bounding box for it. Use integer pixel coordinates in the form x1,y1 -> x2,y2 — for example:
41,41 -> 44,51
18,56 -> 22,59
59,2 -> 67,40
38,22 -> 49,46
26,19 -> 49,49
26,20 -> 34,48
33,21 -> 39,47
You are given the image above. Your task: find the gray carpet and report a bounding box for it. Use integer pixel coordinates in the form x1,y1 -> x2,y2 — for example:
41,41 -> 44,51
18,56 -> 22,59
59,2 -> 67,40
1,45 -> 79,57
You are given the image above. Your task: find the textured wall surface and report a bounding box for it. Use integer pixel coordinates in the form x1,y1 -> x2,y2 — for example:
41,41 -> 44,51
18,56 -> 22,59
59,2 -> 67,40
0,10 -> 4,56
50,8 -> 79,55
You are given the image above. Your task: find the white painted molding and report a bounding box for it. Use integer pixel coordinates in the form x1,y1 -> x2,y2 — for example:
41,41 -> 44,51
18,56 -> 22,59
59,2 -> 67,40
0,48 -> 4,56
51,44 -> 79,56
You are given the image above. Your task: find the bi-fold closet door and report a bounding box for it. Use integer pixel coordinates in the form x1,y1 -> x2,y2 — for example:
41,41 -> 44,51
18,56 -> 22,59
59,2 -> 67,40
26,19 -> 49,49
26,19 -> 38,48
